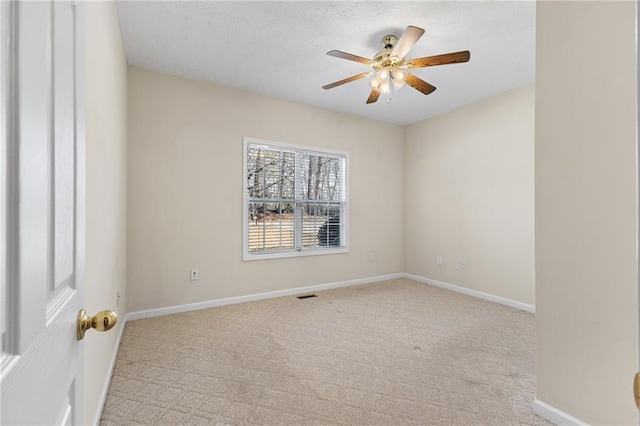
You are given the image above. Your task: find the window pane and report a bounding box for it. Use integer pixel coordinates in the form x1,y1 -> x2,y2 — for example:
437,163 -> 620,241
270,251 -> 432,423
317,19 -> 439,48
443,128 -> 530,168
302,202 -> 342,248
247,202 -> 295,252
299,154 -> 345,202
247,147 -> 294,200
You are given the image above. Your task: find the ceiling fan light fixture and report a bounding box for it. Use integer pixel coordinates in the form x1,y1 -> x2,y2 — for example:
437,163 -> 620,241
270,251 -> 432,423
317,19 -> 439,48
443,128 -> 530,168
379,81 -> 390,94
377,70 -> 389,80
370,79 -> 380,89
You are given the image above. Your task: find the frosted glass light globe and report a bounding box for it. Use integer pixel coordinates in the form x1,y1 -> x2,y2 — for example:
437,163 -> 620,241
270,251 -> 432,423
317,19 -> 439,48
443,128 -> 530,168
392,69 -> 406,82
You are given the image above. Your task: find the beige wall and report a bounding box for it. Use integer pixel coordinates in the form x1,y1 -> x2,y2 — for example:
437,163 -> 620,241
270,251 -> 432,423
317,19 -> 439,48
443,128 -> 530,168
84,1 -> 128,425
404,85 -> 535,305
536,2 -> 638,424
127,67 -> 404,313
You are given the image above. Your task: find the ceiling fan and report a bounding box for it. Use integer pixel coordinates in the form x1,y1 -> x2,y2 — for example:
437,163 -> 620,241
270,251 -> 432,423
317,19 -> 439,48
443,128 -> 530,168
322,25 -> 470,104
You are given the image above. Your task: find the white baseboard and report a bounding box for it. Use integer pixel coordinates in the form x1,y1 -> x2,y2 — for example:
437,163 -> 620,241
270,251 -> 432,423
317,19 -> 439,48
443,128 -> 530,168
91,315 -> 128,426
126,273 -> 404,321
533,399 -> 587,425
403,273 -> 535,313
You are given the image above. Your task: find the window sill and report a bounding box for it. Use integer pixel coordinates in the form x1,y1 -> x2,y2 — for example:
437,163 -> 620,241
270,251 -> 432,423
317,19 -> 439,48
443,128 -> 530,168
242,247 -> 349,262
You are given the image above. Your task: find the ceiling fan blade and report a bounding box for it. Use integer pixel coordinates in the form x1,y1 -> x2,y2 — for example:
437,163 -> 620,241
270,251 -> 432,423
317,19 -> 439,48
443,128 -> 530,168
406,73 -> 437,96
366,89 -> 380,104
391,26 -> 425,61
327,50 -> 373,65
406,50 -> 471,69
322,72 -> 371,90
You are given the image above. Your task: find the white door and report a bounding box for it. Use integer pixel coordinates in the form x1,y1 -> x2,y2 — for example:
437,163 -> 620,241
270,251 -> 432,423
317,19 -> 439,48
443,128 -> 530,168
1,1 -> 87,424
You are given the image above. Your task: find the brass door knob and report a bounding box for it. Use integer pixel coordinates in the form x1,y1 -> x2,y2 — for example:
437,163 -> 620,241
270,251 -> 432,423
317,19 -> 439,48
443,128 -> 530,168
77,309 -> 117,340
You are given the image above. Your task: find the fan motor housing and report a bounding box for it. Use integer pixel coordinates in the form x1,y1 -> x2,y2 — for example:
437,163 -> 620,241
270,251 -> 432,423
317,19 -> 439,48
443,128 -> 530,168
372,50 -> 402,70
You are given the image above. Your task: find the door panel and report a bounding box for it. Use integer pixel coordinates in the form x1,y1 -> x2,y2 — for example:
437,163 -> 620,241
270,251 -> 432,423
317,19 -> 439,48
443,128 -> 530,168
1,1 -> 85,424
15,0 -> 50,352
53,0 -> 75,292
2,300 -> 79,424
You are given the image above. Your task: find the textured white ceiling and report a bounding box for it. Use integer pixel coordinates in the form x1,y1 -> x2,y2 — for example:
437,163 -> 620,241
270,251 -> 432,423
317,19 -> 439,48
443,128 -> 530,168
116,1 -> 535,126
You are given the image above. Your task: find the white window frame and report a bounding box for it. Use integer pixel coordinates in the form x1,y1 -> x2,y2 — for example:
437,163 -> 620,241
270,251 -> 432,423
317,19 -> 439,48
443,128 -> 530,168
242,137 -> 349,261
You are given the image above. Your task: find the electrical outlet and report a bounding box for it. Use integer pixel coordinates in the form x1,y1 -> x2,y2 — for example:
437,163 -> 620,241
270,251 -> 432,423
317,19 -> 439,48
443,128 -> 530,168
368,252 -> 375,263
460,259 -> 468,269
436,256 -> 443,265
190,269 -> 199,281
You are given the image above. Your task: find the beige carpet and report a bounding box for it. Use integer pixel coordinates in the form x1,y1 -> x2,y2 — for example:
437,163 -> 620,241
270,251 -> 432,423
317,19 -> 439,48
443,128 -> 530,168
100,278 -> 548,425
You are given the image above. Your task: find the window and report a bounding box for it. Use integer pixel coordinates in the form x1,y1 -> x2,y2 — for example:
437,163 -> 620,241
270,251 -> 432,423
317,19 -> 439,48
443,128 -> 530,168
243,137 -> 348,260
